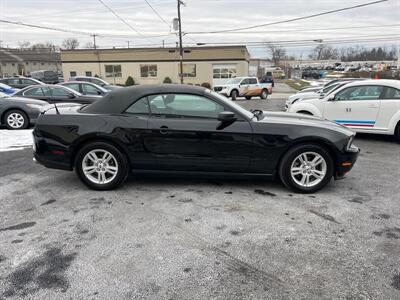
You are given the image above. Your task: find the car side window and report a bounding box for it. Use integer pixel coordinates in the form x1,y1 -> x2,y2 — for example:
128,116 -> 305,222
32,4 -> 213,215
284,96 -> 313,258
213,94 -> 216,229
92,79 -> 104,86
83,84 -> 101,95
383,87 -> 400,100
148,94 -> 224,119
249,78 -> 257,84
24,87 -> 44,96
125,97 -> 150,114
241,79 -> 249,85
335,85 -> 383,101
64,83 -> 80,92
50,87 -> 70,97
21,79 -> 34,85
8,78 -> 20,85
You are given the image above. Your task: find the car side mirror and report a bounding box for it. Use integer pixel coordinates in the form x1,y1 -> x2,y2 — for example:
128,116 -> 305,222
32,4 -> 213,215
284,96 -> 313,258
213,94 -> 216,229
326,95 -> 335,101
68,93 -> 76,99
218,111 -> 236,122
97,90 -> 102,95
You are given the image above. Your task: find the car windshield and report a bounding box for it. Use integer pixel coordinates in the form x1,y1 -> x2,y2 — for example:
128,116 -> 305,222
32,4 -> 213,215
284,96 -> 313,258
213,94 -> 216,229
207,90 -> 253,119
225,78 -> 242,84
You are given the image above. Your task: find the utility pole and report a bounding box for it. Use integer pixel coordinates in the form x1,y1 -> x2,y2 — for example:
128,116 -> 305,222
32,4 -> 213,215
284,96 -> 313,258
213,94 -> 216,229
127,41 -> 130,48
177,0 -> 184,84
91,34 -> 98,49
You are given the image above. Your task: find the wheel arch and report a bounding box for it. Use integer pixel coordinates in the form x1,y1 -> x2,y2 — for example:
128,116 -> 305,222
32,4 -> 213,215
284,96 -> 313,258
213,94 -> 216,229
291,104 -> 322,118
70,135 -> 132,170
388,111 -> 400,135
1,107 -> 29,125
276,137 -> 340,175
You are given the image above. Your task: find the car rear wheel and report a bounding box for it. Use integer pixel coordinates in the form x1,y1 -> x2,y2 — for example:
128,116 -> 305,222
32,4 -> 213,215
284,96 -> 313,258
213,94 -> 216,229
279,144 -> 334,193
4,110 -> 29,130
231,90 -> 238,101
245,96 -> 252,100
260,89 -> 268,100
75,142 -> 129,190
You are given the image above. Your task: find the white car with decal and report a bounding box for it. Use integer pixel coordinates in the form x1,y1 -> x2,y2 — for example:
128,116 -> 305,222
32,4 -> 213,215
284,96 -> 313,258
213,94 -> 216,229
213,77 -> 272,101
286,79 -> 400,142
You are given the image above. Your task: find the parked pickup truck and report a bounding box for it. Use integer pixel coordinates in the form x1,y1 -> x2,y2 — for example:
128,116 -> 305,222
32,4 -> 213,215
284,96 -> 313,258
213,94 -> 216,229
213,77 -> 272,100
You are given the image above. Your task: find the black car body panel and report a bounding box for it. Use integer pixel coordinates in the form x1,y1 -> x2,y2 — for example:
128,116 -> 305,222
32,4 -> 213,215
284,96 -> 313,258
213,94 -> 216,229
33,85 -> 359,180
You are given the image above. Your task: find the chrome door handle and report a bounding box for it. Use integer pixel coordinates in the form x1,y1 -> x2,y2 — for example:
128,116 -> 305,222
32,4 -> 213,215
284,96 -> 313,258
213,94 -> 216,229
159,126 -> 169,135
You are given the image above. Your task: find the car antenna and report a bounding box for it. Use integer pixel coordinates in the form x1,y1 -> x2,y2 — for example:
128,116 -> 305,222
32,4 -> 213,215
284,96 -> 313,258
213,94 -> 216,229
54,103 -> 60,114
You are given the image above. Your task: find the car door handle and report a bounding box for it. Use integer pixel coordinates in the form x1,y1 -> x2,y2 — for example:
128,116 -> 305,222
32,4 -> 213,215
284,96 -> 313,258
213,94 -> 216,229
368,104 -> 378,108
159,126 -> 169,135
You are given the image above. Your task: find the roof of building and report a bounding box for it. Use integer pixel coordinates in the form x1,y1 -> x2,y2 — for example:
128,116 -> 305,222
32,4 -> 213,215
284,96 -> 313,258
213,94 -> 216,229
61,45 -> 250,63
0,48 -> 61,63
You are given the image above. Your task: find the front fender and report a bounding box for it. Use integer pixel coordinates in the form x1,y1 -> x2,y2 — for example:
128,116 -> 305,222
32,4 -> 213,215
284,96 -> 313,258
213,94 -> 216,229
289,103 -> 323,118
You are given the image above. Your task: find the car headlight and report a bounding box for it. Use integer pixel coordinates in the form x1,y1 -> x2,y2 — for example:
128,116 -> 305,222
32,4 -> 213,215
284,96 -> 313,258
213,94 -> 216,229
346,135 -> 355,151
26,103 -> 45,110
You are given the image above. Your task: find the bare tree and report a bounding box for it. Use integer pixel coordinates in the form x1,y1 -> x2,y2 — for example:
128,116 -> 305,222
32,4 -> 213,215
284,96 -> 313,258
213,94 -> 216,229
265,42 -> 286,66
62,38 -> 79,50
84,42 -> 95,49
310,44 -> 339,60
18,41 -> 31,49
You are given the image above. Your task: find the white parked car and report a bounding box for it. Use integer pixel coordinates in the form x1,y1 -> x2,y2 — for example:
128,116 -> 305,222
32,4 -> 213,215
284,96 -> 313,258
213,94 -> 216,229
213,77 -> 272,100
287,79 -> 400,141
285,81 -> 353,110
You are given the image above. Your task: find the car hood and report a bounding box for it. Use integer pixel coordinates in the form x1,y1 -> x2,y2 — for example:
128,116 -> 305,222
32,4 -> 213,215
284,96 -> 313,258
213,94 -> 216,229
289,92 -> 318,100
258,111 -> 354,136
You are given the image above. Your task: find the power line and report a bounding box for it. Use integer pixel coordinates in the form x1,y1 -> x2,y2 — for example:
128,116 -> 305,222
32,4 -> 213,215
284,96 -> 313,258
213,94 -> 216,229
97,0 -> 154,43
187,0 -> 390,34
143,0 -> 171,29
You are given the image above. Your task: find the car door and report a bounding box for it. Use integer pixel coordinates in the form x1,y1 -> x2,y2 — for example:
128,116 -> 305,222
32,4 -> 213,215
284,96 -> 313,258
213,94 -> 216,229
239,78 -> 250,96
82,83 -> 103,96
247,77 -> 262,96
144,93 -> 253,172
49,86 -> 83,104
323,85 -> 383,129
375,86 -> 400,132
62,83 -> 81,94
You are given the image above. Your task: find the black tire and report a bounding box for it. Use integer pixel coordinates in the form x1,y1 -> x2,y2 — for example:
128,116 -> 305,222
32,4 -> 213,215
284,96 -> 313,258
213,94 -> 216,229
75,142 -> 129,190
278,144 -> 334,193
245,96 -> 252,100
395,122 -> 400,143
4,109 -> 29,130
231,90 -> 238,101
260,89 -> 268,100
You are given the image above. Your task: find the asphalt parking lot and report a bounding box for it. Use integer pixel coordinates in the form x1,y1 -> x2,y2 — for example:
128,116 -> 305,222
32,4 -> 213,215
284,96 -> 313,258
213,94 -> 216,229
1,83 -> 400,299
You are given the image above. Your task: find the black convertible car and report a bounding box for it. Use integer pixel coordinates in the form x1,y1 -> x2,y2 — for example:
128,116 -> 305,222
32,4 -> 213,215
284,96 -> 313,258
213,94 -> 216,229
33,85 -> 359,193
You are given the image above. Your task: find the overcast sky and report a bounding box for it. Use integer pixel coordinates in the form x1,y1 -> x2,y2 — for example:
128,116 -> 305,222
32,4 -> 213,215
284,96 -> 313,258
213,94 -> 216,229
1,0 -> 399,58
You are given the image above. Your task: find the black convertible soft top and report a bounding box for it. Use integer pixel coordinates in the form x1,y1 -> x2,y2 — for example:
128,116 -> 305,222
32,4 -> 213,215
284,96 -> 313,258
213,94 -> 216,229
82,84 -> 208,114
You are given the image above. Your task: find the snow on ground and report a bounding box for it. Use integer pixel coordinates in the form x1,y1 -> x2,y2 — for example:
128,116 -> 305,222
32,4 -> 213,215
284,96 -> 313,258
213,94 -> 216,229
0,129 -> 33,152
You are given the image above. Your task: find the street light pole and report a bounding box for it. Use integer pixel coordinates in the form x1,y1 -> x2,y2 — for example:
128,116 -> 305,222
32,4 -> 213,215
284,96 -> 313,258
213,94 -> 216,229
177,0 -> 184,84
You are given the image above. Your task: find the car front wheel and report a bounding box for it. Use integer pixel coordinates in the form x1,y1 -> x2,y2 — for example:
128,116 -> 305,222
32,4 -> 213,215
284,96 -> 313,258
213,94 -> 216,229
279,144 -> 334,193
75,142 -> 129,190
231,90 -> 238,101
4,110 -> 29,130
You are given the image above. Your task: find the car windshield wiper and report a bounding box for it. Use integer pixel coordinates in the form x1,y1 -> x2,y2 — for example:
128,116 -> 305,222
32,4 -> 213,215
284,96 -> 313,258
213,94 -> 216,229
250,109 -> 263,120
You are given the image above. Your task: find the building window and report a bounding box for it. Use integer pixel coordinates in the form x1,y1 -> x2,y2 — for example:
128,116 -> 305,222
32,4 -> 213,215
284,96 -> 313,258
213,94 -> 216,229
140,65 -> 157,78
25,62 -> 29,65
11,63 -> 15,66
41,62 -> 45,65
213,66 -> 237,79
179,64 -> 196,78
70,71 -> 77,77
105,65 -> 122,78
85,71 -> 92,77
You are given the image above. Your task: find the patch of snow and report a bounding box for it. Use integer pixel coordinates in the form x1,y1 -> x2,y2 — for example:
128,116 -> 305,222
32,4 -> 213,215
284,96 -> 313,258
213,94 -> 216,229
0,129 -> 33,152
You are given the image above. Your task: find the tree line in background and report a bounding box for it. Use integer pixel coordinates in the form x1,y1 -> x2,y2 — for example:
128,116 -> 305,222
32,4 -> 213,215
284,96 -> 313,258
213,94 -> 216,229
266,42 -> 398,66
16,38 -> 93,51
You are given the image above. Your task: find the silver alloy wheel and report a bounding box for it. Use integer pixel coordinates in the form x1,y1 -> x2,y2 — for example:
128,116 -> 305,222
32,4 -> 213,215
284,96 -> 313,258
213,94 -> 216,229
7,113 -> 25,129
290,151 -> 327,188
82,149 -> 118,185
